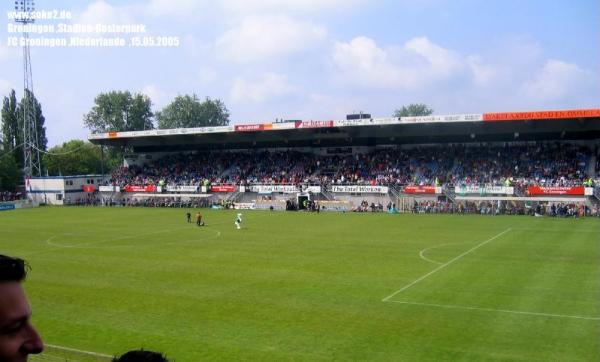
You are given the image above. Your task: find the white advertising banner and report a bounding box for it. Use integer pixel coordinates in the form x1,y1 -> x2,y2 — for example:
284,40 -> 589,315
371,117 -> 399,125
166,185 -> 199,192
401,114 -> 482,123
331,185 -> 389,194
584,187 -> 594,196
454,185 -> 514,195
271,122 -> 296,130
88,126 -> 235,140
303,186 -> 322,193
334,119 -> 372,127
249,185 -> 300,194
99,186 -> 119,192
334,117 -> 400,128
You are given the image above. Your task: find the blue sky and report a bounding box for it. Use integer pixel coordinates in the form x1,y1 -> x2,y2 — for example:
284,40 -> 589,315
1,0 -> 599,147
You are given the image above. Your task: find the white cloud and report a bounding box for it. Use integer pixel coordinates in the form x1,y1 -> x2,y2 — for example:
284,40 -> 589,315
522,59 -> 592,101
197,67 -> 218,85
0,79 -> 13,97
140,84 -> 169,109
404,37 -> 463,80
222,0 -> 364,14
77,1 -> 136,25
332,36 -> 410,88
304,93 -> 363,119
145,0 -> 208,18
216,15 -> 327,63
331,36 -> 465,89
231,73 -> 295,103
466,55 -> 500,86
143,0 -> 363,19
0,44 -> 20,63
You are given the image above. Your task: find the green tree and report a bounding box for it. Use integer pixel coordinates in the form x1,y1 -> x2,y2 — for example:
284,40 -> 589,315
42,140 -> 105,176
0,151 -> 20,191
156,95 -> 230,129
393,103 -> 434,117
33,91 -> 48,153
1,89 -> 23,168
2,89 -> 47,170
17,89 -> 48,153
84,91 -> 154,133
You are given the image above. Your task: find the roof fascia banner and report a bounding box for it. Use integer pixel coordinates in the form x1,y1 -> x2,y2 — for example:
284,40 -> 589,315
234,124 -> 273,132
483,109 -> 600,121
400,114 -> 482,123
296,120 -> 334,128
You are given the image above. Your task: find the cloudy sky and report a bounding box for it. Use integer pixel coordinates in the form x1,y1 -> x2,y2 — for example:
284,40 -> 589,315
2,0 -> 598,147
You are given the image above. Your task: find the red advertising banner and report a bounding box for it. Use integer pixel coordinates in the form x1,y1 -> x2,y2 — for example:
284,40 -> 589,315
210,185 -> 236,193
234,124 -> 273,132
296,120 -> 334,128
82,185 -> 95,193
403,186 -> 436,194
526,186 -> 585,196
483,109 -> 600,122
123,185 -> 156,193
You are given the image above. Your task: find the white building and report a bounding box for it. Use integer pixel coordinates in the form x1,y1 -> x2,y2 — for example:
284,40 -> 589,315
27,175 -> 108,205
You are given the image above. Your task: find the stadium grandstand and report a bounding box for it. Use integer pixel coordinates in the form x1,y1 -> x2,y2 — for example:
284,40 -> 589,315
28,108 -> 600,216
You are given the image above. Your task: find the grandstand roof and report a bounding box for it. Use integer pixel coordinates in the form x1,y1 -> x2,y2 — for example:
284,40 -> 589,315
88,109 -> 600,152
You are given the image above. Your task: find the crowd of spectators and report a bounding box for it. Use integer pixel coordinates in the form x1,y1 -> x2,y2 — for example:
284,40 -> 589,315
352,200 -> 386,212
66,196 -> 209,208
408,200 -> 595,217
0,191 -> 23,201
107,142 -> 596,189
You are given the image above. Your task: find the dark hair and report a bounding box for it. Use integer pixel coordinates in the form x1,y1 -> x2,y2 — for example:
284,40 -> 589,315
112,350 -> 170,362
0,254 -> 27,282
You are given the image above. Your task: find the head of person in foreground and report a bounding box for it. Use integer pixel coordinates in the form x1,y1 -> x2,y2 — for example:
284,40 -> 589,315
0,254 -> 44,362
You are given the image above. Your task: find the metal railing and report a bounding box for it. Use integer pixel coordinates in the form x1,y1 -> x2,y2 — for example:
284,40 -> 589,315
443,185 -> 456,203
320,185 -> 335,201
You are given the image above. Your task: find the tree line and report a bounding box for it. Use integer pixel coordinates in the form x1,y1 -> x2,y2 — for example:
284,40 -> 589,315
1,89 -> 47,190
84,91 -> 230,133
0,90 -> 232,190
1,86 -> 432,190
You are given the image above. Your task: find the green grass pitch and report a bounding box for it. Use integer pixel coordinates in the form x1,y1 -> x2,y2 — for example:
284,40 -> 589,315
1,207 -> 599,361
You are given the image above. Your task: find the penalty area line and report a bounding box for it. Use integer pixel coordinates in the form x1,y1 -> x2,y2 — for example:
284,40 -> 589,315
382,228 -> 512,302
387,300 -> 600,321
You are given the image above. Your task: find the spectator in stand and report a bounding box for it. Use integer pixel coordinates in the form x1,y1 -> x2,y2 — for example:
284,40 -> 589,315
107,142 -> 593,192
0,192 -> 22,202
0,254 -> 44,362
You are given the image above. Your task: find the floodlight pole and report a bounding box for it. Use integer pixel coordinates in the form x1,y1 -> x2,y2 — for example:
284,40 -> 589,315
15,0 -> 42,183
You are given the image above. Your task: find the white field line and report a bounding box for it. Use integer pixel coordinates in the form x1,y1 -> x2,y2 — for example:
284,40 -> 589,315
387,300 -> 600,321
418,242 -> 469,265
44,343 -> 113,358
40,226 -> 222,253
418,247 -> 444,265
41,226 -> 191,249
382,228 -> 512,302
